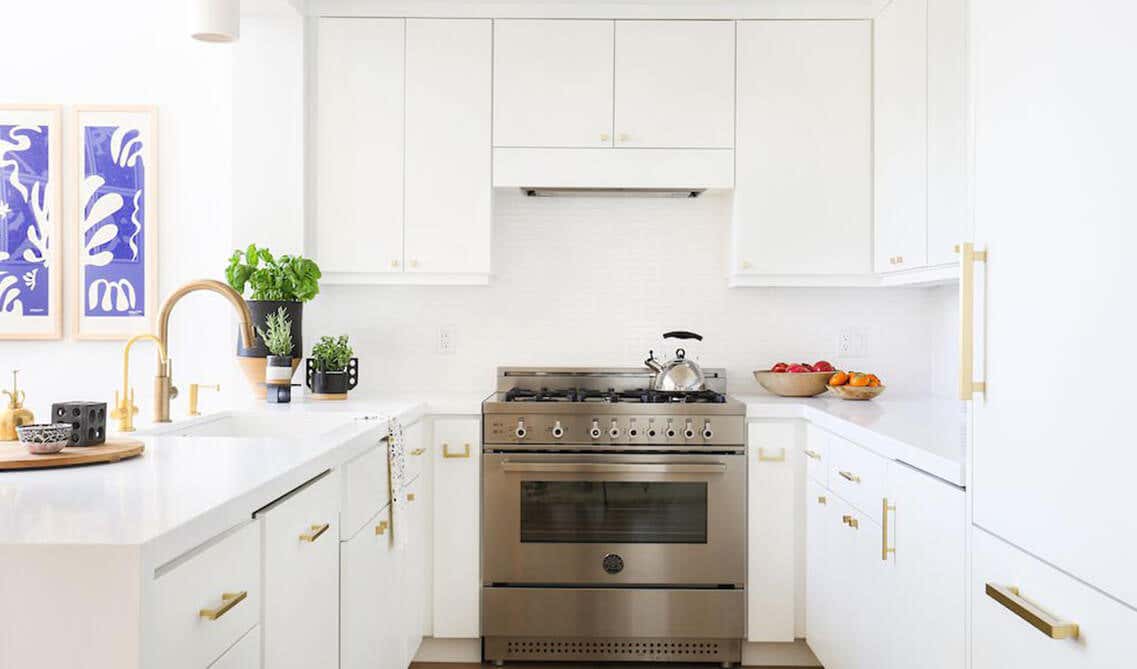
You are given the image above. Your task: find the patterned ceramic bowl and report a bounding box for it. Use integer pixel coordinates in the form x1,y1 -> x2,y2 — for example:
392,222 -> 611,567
16,423 -> 74,455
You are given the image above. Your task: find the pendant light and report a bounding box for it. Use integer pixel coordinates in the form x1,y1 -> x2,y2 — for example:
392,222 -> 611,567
190,0 -> 240,43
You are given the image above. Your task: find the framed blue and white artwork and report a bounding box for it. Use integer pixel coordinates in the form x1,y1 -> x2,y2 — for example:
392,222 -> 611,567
72,106 -> 157,339
0,105 -> 63,340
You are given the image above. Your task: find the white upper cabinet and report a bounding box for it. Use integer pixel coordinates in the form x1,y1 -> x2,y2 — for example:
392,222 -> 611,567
732,20 -> 871,278
404,19 -> 492,275
970,0 -> 1137,609
925,0 -> 968,266
874,0 -> 928,273
493,20 -> 615,148
315,18 -> 405,274
614,21 -> 735,148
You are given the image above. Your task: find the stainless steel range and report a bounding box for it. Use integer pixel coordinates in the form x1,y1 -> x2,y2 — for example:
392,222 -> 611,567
482,367 -> 746,667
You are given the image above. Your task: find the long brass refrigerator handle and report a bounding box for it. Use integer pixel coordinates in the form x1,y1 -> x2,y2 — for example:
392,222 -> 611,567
985,583 -> 1079,640
501,462 -> 727,475
959,242 -> 988,399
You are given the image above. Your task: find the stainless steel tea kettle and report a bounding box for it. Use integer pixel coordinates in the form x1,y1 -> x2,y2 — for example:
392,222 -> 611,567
644,331 -> 706,391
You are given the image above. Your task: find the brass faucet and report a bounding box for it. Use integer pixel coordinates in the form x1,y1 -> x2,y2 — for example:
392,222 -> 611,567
155,279 -> 256,423
112,334 -> 168,432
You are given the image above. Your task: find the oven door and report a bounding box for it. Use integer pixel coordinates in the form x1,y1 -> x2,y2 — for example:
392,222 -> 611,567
483,452 -> 745,586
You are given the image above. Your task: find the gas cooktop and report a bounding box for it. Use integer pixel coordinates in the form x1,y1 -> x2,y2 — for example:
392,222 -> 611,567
502,387 -> 728,404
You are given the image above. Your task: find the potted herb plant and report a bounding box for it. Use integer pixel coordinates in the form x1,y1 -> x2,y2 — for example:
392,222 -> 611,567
306,335 -> 358,399
257,307 -> 295,388
226,244 -> 321,397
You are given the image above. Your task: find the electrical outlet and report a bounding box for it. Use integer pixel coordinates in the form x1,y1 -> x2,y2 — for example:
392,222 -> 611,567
837,328 -> 866,358
437,326 -> 456,355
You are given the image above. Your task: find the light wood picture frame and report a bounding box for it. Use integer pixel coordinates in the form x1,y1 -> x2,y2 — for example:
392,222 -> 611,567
71,105 -> 158,340
0,104 -> 64,340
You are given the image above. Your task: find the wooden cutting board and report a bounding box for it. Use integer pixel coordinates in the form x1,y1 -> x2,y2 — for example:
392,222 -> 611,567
0,439 -> 144,471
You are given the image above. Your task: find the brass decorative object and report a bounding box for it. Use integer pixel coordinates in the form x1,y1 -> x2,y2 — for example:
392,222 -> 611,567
0,370 -> 35,441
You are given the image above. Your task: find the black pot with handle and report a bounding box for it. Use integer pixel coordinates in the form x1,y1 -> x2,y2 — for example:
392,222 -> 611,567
644,331 -> 707,391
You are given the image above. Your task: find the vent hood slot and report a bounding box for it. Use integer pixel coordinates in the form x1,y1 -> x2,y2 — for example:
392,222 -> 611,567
522,187 -> 704,199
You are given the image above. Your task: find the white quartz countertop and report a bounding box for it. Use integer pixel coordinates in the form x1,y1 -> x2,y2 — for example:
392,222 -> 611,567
734,393 -> 967,486
0,395 -> 478,561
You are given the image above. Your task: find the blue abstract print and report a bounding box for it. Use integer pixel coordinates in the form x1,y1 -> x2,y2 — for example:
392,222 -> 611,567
0,124 -> 51,317
82,125 -> 146,317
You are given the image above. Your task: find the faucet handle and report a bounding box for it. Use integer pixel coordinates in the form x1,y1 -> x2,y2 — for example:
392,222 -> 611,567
112,389 -> 139,432
188,383 -> 220,417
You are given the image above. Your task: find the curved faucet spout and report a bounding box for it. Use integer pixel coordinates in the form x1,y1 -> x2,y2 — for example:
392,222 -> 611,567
154,279 -> 255,422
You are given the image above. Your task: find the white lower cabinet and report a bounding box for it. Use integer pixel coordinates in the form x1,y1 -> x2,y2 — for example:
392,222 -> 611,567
341,505 -> 402,669
972,527 -> 1137,669
259,470 -> 341,669
207,626 -> 261,669
431,417 -> 482,638
746,421 -> 800,641
802,428 -> 966,669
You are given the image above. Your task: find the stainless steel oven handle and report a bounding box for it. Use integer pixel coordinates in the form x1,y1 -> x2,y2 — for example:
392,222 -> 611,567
500,462 -> 727,475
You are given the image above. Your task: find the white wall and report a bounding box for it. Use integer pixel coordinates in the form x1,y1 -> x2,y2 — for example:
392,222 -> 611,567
307,190 -> 950,396
0,0 -> 239,421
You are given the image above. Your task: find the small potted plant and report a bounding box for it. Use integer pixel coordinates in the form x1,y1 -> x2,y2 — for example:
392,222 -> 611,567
306,335 -> 358,399
258,307 -> 295,390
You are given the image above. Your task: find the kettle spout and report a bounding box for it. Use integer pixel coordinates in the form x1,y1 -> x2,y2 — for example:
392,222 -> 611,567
644,350 -> 664,373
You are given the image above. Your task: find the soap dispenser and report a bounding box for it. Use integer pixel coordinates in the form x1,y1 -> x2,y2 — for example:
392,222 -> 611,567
1,370 -> 35,441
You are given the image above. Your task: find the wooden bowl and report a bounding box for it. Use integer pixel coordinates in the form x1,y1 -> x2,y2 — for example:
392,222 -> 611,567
827,384 -> 886,401
753,370 -> 834,397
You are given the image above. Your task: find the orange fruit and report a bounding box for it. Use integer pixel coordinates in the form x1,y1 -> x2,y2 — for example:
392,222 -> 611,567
828,371 -> 849,386
866,374 -> 882,387
849,373 -> 871,387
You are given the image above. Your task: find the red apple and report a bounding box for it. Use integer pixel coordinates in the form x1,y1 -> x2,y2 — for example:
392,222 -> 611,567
787,364 -> 809,373
771,362 -> 789,373
800,363 -> 816,372
814,360 -> 835,372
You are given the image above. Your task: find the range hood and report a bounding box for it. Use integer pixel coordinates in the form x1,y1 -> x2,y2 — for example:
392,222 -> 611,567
493,147 -> 734,194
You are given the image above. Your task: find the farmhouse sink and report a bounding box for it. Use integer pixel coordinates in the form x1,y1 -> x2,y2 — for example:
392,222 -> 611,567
139,411 -> 357,439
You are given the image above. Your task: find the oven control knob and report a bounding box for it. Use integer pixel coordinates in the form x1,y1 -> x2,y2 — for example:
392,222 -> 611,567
683,420 -> 696,440
665,421 -> 677,439
515,419 -> 527,439
702,421 -> 714,440
628,425 -> 639,438
551,421 -> 564,439
589,420 -> 602,440
647,427 -> 658,438
608,419 -> 621,439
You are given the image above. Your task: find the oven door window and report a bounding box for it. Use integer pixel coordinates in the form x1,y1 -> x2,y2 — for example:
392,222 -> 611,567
520,481 -> 708,543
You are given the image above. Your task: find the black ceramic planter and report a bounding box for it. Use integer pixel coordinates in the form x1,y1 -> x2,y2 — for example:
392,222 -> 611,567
306,358 -> 359,397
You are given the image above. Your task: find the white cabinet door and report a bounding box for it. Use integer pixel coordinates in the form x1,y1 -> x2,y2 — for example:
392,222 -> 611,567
493,20 -> 614,148
874,0 -> 928,273
613,21 -> 734,148
746,421 -> 798,642
431,418 -> 481,638
850,511 -> 888,669
733,20 -> 871,276
822,494 -> 857,669
315,18 -> 405,273
404,19 -> 491,275
804,480 -> 834,667
970,0 -> 1137,609
207,626 -> 261,669
341,508 -> 401,669
261,472 -> 340,669
885,463 -> 966,669
401,475 -> 428,663
925,0 -> 968,266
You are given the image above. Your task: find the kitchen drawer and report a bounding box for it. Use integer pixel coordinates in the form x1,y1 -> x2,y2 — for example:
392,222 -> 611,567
152,520 -> 261,669
208,625 -> 261,669
972,527 -> 1137,669
827,435 -> 886,524
341,440 -> 390,539
803,423 -> 829,486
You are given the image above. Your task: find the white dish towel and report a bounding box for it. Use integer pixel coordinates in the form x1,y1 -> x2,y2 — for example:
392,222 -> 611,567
386,416 -> 408,550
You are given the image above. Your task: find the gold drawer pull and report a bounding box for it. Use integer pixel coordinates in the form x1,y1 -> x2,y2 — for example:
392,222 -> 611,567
375,520 -> 390,535
199,591 -> 247,620
300,523 -> 330,543
406,493 -> 416,502
882,498 -> 896,560
757,447 -> 786,462
842,514 -> 852,525
838,470 -> 861,483
409,447 -> 426,456
803,449 -> 821,460
442,442 -> 471,459
817,495 -> 827,505
985,583 -> 1079,640
846,516 -> 859,529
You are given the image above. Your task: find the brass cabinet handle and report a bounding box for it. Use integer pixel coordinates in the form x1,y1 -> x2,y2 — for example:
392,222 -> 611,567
817,495 -> 827,505
406,493 -> 416,502
757,447 -> 786,462
959,242 -> 989,399
846,516 -> 859,529
442,442 -> 471,459
200,591 -> 247,620
882,498 -> 896,560
600,132 -> 610,142
985,583 -> 1079,640
300,523 -> 330,543
409,447 -> 426,456
838,470 -> 861,483
841,514 -> 852,525
803,449 -> 821,460
375,520 -> 390,535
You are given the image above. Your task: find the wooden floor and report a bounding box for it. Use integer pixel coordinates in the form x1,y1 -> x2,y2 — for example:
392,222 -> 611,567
412,663 -> 808,669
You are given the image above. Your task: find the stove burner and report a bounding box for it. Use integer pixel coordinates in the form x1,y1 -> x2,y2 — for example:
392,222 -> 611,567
504,387 -> 727,404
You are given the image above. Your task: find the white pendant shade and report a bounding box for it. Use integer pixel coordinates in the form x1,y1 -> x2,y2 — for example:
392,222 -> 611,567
190,0 -> 240,43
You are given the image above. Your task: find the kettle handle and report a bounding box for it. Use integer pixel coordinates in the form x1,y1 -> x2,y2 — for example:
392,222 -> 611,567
663,331 -> 703,341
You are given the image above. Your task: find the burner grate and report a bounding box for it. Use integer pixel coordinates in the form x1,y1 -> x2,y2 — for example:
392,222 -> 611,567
504,387 -> 727,404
